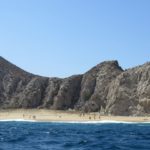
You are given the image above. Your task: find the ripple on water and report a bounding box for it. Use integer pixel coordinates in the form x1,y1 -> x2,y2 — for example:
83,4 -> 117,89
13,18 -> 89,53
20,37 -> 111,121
0,122 -> 150,150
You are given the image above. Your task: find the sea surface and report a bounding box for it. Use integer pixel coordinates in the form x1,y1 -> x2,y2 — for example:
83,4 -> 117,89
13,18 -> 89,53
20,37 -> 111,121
0,121 -> 150,150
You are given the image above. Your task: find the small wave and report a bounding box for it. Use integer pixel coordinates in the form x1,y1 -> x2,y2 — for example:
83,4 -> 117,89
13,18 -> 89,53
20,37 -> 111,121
0,119 -> 150,124
0,119 -> 36,122
38,120 -> 150,124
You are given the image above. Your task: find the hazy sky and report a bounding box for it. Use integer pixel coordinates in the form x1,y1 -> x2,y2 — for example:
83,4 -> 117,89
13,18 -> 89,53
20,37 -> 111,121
0,0 -> 150,77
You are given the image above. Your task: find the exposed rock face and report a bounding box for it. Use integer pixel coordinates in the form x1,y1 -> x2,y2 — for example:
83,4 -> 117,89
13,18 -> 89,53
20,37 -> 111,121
0,56 -> 150,116
42,75 -> 82,110
106,62 -> 150,116
75,61 -> 123,112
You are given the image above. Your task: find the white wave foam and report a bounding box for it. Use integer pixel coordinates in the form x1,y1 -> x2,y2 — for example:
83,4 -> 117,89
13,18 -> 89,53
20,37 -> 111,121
45,120 -> 150,124
36,120 -> 140,124
0,119 -> 36,122
0,119 -> 150,124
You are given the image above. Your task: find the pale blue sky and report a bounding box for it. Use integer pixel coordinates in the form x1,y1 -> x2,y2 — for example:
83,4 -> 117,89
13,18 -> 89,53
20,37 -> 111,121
0,0 -> 150,77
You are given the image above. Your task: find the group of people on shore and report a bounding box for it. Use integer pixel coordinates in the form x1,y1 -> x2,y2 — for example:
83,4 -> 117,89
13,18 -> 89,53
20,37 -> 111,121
79,112 -> 101,120
23,114 -> 36,120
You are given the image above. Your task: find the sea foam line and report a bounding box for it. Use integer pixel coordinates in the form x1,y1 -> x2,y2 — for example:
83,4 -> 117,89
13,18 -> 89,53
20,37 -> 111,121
0,119 -> 150,124
39,120 -> 150,124
0,119 -> 36,122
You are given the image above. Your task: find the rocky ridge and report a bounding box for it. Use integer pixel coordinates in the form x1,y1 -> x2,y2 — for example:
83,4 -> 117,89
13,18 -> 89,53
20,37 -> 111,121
0,56 -> 150,116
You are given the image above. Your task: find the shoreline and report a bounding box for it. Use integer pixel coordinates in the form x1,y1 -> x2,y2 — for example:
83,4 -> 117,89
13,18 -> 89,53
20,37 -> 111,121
0,109 -> 150,123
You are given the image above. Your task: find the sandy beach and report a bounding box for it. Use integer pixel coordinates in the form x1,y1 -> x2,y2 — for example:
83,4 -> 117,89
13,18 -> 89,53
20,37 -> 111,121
0,109 -> 149,123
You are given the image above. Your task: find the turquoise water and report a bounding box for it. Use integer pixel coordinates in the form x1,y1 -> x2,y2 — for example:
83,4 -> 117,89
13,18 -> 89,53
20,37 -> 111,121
0,122 -> 150,150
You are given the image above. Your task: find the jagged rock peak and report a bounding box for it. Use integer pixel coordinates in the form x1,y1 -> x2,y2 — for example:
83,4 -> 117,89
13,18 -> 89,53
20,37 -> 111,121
96,60 -> 123,70
85,60 -> 123,75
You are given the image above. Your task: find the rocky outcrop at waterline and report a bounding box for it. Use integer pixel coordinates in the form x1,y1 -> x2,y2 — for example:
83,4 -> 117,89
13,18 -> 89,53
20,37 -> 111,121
0,56 -> 150,116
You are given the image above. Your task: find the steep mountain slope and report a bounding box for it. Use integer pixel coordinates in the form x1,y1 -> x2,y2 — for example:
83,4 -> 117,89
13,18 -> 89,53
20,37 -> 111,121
106,62 -> 150,116
0,56 -> 150,116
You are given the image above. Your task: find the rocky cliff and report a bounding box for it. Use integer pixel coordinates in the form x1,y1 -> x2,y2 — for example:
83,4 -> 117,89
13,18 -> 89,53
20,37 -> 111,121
0,56 -> 150,116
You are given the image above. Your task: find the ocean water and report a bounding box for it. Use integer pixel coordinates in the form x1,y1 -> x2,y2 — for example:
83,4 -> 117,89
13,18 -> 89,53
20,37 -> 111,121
0,121 -> 150,150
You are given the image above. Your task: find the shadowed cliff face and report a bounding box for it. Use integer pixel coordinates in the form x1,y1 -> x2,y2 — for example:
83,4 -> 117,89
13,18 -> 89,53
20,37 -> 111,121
0,56 -> 150,116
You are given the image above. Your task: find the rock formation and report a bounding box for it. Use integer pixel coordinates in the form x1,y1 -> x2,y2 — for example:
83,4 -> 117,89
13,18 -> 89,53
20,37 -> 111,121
0,56 -> 150,116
